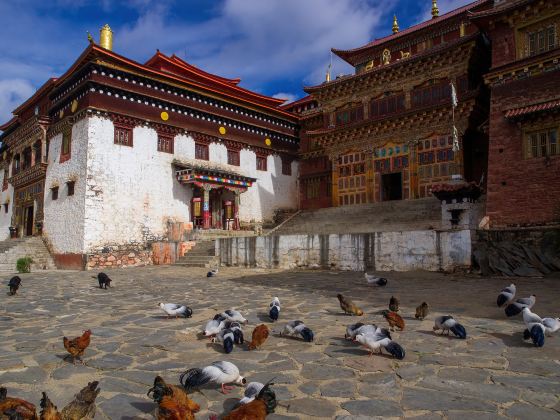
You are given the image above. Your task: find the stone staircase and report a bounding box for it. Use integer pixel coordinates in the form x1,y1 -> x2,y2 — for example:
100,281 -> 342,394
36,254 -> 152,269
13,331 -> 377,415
273,197 -> 443,235
173,240 -> 219,268
0,236 -> 56,272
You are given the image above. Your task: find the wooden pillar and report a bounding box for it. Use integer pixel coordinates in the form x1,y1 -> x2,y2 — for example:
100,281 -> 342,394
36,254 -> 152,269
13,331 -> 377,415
202,185 -> 211,230
409,142 -> 418,199
233,190 -> 241,230
41,138 -> 47,163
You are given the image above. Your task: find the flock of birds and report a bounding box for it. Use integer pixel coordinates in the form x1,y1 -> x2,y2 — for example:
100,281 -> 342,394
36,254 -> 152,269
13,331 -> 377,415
3,271 -> 559,419
496,283 -> 559,347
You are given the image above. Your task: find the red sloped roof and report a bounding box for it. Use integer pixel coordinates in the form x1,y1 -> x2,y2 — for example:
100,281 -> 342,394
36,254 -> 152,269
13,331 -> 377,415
52,44 -> 295,119
12,77 -> 57,116
504,98 -> 560,119
145,51 -> 242,86
332,0 -> 491,65
0,116 -> 18,132
279,95 -> 316,110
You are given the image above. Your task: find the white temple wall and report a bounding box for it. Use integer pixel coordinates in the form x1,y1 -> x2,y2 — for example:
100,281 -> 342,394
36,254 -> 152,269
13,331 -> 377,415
82,116 -> 192,253
0,172 -> 14,241
43,118 -> 88,253
238,150 -> 298,224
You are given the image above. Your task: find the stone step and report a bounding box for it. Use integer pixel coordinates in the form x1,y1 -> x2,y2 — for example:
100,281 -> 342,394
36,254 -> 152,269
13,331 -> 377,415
0,236 -> 56,271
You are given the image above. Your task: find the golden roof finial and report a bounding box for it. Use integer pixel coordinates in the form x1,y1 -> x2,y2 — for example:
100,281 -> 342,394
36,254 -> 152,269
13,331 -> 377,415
99,24 -> 113,51
432,0 -> 439,18
392,15 -> 399,34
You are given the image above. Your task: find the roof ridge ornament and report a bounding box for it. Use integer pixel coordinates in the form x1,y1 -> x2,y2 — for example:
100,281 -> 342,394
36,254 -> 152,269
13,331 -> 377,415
392,15 -> 399,34
432,0 -> 439,18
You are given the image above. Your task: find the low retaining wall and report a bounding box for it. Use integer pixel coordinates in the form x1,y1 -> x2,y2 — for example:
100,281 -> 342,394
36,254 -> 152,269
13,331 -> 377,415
216,230 -> 472,272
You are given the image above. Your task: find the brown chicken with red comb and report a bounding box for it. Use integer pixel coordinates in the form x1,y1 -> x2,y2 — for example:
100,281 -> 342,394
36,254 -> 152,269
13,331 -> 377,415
148,375 -> 200,420
382,310 -> 405,331
212,381 -> 277,420
63,330 -> 92,365
0,387 -> 37,419
247,324 -> 270,350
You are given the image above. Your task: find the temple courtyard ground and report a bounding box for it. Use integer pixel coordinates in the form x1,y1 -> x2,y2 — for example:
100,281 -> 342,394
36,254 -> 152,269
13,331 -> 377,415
0,266 -> 559,419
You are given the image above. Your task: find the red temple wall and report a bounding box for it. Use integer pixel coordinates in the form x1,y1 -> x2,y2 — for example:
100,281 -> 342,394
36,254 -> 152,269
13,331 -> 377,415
486,72 -> 560,227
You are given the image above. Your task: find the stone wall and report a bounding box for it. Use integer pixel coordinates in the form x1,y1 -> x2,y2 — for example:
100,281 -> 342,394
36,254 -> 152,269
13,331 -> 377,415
86,244 -> 152,269
0,169 -> 14,241
216,230 -> 472,272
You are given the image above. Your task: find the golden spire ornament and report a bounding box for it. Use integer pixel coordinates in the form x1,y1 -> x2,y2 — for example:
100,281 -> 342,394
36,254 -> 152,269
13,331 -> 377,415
392,15 -> 399,34
432,0 -> 439,18
99,24 -> 113,51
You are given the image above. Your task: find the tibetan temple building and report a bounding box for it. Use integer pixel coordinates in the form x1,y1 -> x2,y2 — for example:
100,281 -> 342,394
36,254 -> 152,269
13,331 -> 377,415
0,0 -> 559,270
0,26 -> 299,268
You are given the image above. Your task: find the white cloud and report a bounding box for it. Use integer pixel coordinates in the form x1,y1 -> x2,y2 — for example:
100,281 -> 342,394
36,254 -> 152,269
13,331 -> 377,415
0,79 -> 36,124
118,0 -> 395,90
272,92 -> 299,104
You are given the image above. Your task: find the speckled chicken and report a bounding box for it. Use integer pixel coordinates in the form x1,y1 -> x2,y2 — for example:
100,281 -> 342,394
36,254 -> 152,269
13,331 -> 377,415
60,381 -> 100,420
415,302 -> 430,320
39,392 -> 61,420
389,296 -> 399,312
382,310 -> 405,331
337,294 -> 364,316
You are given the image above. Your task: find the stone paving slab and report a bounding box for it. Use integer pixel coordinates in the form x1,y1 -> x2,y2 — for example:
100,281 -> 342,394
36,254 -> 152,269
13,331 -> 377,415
0,267 -> 559,419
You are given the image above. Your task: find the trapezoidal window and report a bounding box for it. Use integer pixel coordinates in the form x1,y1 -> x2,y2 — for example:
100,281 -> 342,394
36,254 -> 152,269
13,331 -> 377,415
157,134 -> 174,154
227,149 -> 240,166
195,143 -> 209,160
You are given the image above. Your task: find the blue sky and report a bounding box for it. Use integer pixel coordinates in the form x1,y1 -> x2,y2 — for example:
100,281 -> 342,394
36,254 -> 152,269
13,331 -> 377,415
0,0 -> 472,124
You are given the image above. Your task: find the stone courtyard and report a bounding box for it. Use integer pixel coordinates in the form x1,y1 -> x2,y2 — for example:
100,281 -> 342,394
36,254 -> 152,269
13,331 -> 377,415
1,266 -> 559,419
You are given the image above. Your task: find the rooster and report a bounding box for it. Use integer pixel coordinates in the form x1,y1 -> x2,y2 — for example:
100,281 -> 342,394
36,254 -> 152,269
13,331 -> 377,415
147,376 -> 200,420
8,276 -> 22,296
337,294 -> 364,316
381,310 -> 405,331
247,324 -> 269,350
39,392 -> 61,420
216,381 -> 277,420
63,330 -> 92,365
0,387 -> 37,419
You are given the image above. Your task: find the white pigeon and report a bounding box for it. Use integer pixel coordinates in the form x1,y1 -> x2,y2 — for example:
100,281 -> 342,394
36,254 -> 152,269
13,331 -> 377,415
542,317 -> 560,336
364,273 -> 388,286
496,283 -> 516,307
211,328 -> 235,354
203,314 -> 227,336
158,303 -> 192,319
522,307 -> 546,347
239,382 -> 264,405
433,315 -> 467,339
269,297 -> 281,322
180,361 -> 246,394
221,309 -> 248,324
345,322 -> 378,340
354,328 -> 405,359
280,320 -> 314,342
505,294 -> 536,317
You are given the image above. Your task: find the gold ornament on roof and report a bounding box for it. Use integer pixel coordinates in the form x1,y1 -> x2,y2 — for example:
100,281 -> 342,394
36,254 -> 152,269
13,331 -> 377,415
400,51 -> 411,59
432,0 -> 439,18
365,60 -> 374,71
382,49 -> 391,65
265,138 -> 272,146
219,126 -> 226,135
160,111 -> 169,121
99,24 -> 113,51
87,31 -> 94,44
71,99 -> 78,113
392,15 -> 399,34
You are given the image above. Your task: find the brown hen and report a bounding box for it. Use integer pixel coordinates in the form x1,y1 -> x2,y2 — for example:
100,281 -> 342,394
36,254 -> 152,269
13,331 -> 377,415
218,382 -> 276,420
0,387 -> 37,419
62,330 -> 92,365
148,376 -> 199,420
247,324 -> 269,350
337,294 -> 364,316
382,310 -> 405,331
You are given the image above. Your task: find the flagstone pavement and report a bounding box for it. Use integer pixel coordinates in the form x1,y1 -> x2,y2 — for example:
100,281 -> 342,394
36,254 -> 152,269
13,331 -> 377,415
1,266 -> 559,419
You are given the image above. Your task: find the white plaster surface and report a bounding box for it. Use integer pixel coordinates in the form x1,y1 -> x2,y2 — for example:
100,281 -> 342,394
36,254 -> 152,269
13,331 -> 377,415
0,171 -> 13,240
43,119 -> 88,253
217,230 -> 472,272
83,117 -> 192,252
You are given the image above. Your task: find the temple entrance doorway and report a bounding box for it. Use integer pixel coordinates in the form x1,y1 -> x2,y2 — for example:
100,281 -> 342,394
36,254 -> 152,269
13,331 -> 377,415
382,172 -> 402,201
24,205 -> 34,236
191,186 -> 238,230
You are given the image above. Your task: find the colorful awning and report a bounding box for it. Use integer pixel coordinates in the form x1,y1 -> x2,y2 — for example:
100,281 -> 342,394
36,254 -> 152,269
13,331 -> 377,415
174,160 -> 256,188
